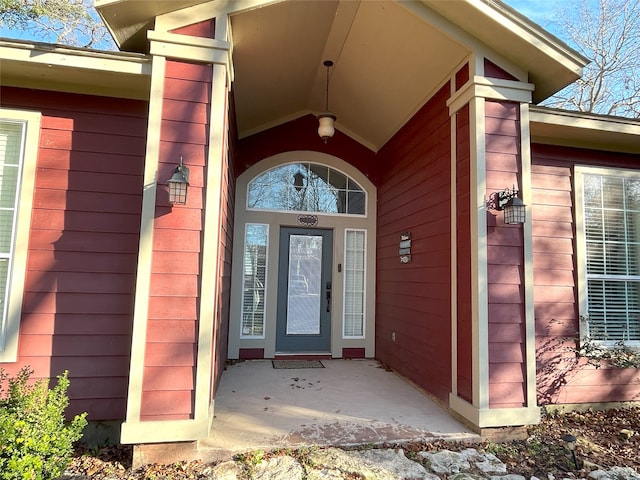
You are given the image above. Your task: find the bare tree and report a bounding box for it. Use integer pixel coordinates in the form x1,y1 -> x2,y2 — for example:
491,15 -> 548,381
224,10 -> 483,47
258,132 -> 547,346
0,0 -> 114,49
544,0 -> 640,118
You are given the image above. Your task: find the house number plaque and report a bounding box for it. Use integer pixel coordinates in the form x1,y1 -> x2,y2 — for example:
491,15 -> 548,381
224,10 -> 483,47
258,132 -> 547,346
297,214 -> 318,227
399,232 -> 411,263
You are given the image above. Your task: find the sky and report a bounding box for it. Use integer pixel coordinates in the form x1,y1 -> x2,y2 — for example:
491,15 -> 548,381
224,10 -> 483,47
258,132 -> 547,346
0,0 -> 577,51
502,0 -> 572,43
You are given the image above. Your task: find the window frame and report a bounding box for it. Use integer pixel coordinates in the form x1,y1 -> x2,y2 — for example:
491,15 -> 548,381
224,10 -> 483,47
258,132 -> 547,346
342,229 -> 366,339
575,165 -> 640,348
240,223 -> 269,339
0,109 -> 40,362
246,162 -> 368,217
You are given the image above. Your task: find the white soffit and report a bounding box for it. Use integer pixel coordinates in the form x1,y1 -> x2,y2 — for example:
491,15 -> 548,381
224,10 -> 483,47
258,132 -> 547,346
0,39 -> 151,100
530,107 -> 640,155
95,0 -> 205,51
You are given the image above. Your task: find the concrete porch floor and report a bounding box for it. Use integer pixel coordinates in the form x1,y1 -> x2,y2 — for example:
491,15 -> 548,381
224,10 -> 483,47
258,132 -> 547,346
200,359 -> 479,457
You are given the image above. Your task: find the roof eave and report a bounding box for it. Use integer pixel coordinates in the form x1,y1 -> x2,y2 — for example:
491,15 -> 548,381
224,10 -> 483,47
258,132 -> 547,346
0,38 -> 152,100
530,106 -> 640,155
426,0 -> 589,103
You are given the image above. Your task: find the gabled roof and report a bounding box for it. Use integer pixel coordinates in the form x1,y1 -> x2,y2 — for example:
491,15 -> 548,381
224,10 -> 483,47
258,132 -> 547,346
94,0 -> 587,150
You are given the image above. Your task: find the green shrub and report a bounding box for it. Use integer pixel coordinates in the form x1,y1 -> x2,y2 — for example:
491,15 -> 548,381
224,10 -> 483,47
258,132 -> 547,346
0,367 -> 87,480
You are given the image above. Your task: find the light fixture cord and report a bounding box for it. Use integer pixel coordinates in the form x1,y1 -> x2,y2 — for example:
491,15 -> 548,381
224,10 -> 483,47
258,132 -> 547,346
325,63 -> 330,112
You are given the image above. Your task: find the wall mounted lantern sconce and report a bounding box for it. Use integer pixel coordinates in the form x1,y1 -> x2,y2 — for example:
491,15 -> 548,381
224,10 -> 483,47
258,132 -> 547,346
317,60 -> 336,143
293,171 -> 305,192
168,156 -> 190,205
487,186 -> 526,224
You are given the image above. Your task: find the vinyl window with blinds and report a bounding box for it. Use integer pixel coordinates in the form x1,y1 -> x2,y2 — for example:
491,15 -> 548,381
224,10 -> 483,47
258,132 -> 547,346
240,223 -> 268,338
343,229 -> 365,338
577,167 -> 640,345
0,110 -> 40,362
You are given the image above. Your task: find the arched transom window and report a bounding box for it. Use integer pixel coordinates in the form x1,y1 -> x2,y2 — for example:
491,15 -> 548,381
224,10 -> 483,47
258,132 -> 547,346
247,163 -> 366,215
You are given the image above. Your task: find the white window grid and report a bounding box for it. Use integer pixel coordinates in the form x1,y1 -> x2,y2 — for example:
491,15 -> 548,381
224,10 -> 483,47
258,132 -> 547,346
343,229 -> 366,338
576,166 -> 640,347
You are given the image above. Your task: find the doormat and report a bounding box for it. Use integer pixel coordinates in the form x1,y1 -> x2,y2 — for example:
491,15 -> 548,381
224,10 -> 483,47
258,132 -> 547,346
272,360 -> 324,369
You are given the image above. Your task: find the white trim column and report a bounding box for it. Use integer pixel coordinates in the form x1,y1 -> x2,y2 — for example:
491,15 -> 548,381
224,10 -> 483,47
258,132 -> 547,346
448,59 -> 540,429
121,24 -> 231,445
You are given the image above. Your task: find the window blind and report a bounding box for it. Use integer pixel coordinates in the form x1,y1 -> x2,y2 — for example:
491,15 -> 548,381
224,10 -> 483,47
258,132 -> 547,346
584,173 -> 640,342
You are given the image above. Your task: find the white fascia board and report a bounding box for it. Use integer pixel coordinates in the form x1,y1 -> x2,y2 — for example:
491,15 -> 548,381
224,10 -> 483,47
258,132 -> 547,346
148,31 -> 230,65
469,0 -> 588,71
0,39 -> 150,75
530,107 -> 640,154
448,76 -> 534,115
530,107 -> 640,137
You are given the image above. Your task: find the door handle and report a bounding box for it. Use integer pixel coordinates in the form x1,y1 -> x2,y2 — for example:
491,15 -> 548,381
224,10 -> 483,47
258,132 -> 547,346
326,290 -> 331,312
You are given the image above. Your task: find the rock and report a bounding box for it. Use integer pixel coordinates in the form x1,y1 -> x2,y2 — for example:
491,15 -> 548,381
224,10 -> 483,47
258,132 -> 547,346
252,455 -> 304,480
306,467 -> 346,479
448,474 -> 486,480
209,460 -> 242,479
489,475 -> 526,480
420,450 -> 471,474
354,449 -> 436,479
309,447 -> 436,480
588,467 -> 640,480
309,448 -> 392,479
459,448 -> 507,474
619,429 -> 635,440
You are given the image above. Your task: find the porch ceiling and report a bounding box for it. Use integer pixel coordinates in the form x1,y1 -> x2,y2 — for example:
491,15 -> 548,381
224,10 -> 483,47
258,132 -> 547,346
94,0 -> 586,153
229,0 -> 468,151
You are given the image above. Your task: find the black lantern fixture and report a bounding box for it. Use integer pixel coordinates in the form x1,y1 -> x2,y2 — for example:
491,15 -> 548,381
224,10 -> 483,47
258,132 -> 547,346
168,156 -> 189,205
293,171 -> 305,192
488,186 -> 526,224
317,60 -> 336,143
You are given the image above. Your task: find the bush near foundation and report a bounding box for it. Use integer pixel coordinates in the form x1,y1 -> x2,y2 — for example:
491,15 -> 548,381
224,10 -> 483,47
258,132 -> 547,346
0,367 -> 87,480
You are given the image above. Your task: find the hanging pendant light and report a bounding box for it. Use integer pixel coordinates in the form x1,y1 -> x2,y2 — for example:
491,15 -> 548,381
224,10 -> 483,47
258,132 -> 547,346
318,60 -> 336,143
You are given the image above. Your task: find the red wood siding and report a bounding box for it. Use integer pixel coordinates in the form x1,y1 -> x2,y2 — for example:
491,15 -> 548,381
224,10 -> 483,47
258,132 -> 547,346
375,83 -> 452,402
484,59 -> 518,81
213,88 -> 235,397
171,19 -> 215,38
0,86 -> 147,420
236,114 -> 378,185
456,105 -> 473,403
141,60 -> 212,421
455,63 -> 469,91
532,144 -> 640,405
485,100 -> 527,408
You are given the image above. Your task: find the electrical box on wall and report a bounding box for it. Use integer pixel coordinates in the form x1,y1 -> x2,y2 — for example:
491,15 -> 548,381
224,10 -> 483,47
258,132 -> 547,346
399,232 -> 411,263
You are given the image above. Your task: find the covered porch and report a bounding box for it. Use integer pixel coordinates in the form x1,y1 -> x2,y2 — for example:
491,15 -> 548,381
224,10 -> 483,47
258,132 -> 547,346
200,359 -> 478,459
90,0 -> 586,446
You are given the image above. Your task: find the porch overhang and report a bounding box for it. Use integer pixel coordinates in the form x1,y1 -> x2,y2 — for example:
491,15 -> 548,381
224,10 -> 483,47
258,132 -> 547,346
0,38 -> 151,100
95,0 -> 587,152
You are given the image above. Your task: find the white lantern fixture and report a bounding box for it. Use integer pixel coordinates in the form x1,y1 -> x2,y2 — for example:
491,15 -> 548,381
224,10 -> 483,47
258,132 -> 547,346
317,60 -> 336,143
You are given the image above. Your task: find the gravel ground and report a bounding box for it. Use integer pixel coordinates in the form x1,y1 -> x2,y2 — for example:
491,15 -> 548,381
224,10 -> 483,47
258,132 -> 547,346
64,406 -> 640,479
